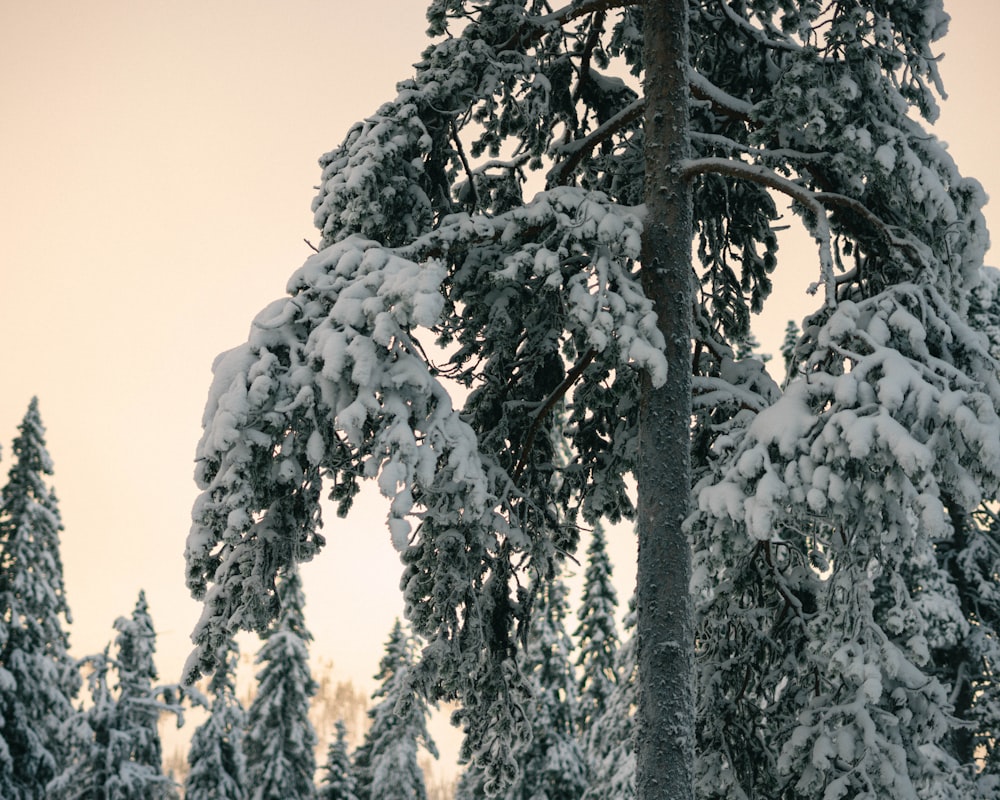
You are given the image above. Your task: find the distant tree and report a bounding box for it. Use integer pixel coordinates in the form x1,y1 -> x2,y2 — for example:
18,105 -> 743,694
581,600 -> 636,800
309,659 -> 370,755
779,320 -> 801,379
574,524 -> 620,732
185,634 -> 246,800
354,619 -> 436,800
0,398 -> 79,799
317,719 -> 359,800
511,576 -> 587,800
243,569 -> 318,800
48,592 -> 185,800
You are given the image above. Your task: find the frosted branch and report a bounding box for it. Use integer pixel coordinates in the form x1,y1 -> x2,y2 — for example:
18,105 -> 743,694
687,69 -> 754,120
547,99 -> 645,186
715,0 -> 799,53
681,157 -> 837,306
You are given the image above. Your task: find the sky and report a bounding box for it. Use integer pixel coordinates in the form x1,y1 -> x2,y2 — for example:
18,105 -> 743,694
2,0 -> 999,770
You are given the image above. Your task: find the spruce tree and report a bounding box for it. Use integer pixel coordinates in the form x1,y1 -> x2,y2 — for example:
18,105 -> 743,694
353,620 -> 436,800
574,524 -> 620,732
106,591 -> 181,799
47,648 -> 117,800
243,569 -> 318,800
0,398 -> 79,799
184,634 -> 246,800
510,576 -> 587,800
581,600 -> 636,800
184,2 -> 998,797
49,593 -> 184,799
317,719 -> 360,800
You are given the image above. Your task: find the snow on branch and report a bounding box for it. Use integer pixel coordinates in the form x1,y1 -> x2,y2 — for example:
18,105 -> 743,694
682,157 -> 935,306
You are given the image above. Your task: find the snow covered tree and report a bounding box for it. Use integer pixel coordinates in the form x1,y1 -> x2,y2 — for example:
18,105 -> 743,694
457,574 -> 586,800
318,719 -> 360,800
47,648 -> 117,800
243,569 -> 318,800
49,593 -> 185,800
185,1 -> 998,798
0,398 -> 79,799
184,634 -> 247,800
581,599 -> 636,800
574,524 -> 620,732
353,619 -> 436,800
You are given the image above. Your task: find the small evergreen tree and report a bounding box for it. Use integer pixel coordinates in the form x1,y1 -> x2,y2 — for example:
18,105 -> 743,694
354,619 -> 436,800
0,398 -> 79,799
48,593 -> 184,799
243,569 -> 318,800
106,591 -> 182,799
47,649 -> 116,799
513,577 -> 587,800
185,634 -> 246,800
582,600 -> 636,800
779,320 -> 801,380
574,524 -> 620,732
318,719 -> 360,800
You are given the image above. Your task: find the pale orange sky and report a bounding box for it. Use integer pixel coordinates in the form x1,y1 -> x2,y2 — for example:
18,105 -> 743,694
1,0 -> 998,732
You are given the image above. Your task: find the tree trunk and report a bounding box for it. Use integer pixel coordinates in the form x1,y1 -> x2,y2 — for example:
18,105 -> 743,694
636,0 -> 694,798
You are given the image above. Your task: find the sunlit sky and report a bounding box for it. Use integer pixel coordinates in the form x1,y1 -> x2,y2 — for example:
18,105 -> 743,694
1,0 -> 999,759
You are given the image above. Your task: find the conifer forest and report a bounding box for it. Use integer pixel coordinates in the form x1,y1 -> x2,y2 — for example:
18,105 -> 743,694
6,1 -> 1000,798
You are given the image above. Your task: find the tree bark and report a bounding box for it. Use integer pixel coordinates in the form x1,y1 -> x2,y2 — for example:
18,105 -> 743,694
636,0 -> 695,798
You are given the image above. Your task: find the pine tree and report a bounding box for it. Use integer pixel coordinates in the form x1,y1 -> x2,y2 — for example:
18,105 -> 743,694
317,719 -> 360,800
184,3 -> 998,798
49,593 -> 184,799
185,634 -> 246,800
574,524 -> 620,733
353,620 -> 436,800
0,398 -> 79,799
243,569 -> 318,800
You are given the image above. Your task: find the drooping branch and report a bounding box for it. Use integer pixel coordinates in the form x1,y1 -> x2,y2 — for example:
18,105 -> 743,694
687,69 -> 754,121
681,157 -> 837,306
547,98 -> 644,187
497,0 -> 640,54
681,156 -> 933,306
512,348 -> 597,480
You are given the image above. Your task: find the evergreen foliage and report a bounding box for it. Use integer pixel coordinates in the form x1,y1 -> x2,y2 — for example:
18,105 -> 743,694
49,592 -> 184,800
574,524 -> 620,731
318,719 -> 360,800
581,600 -> 636,800
458,575 -> 586,800
353,619 -> 436,800
243,569 -> 318,800
185,634 -> 247,800
0,398 -> 79,799
185,1 -> 1000,797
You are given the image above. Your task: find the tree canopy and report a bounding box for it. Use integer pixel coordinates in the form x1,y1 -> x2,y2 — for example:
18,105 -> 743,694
185,2 -> 999,798
0,398 -> 78,799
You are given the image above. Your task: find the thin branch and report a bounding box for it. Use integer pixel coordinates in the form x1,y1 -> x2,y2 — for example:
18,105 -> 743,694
499,0 -> 640,52
547,98 -> 645,186
715,0 -> 800,53
451,120 -> 480,210
687,68 -> 754,120
512,348 -> 598,480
